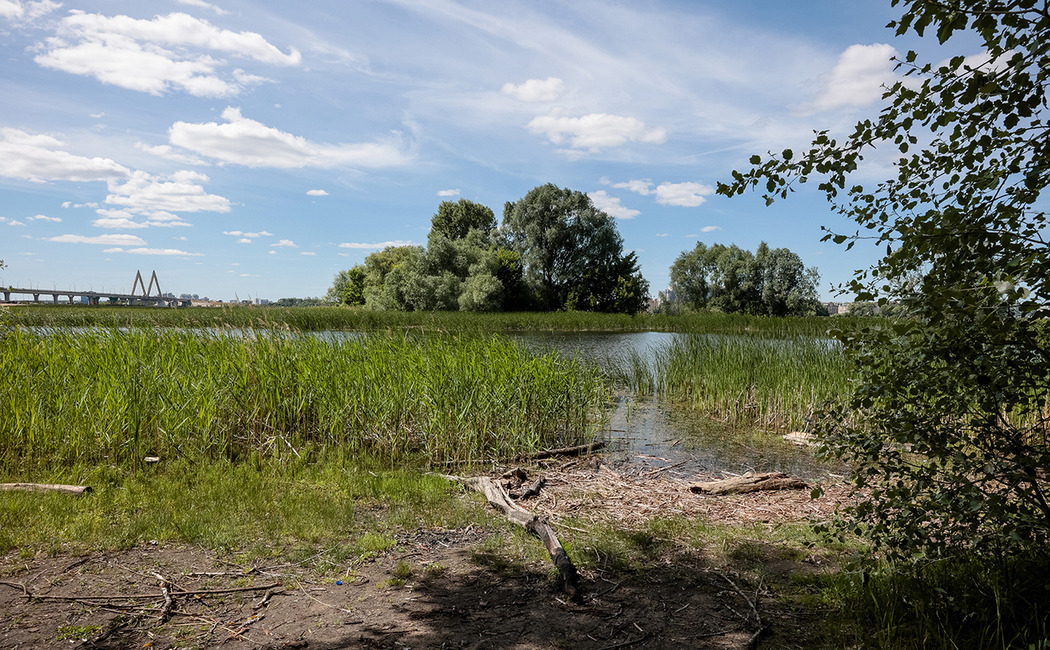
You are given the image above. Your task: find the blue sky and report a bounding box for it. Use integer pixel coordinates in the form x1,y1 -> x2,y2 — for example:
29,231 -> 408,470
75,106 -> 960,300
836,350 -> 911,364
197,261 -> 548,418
0,0 -> 968,302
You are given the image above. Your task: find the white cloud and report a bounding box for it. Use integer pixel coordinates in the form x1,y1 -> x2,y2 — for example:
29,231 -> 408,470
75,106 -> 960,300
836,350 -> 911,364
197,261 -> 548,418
93,217 -> 148,229
27,214 -> 62,222
527,112 -> 667,152
174,0 -> 229,16
808,43 -> 898,112
238,238 -> 252,244
0,128 -> 130,183
612,179 -> 654,195
105,170 -> 231,214
136,142 -> 209,166
300,251 -> 317,256
655,233 -> 669,237
49,233 -> 147,245
700,225 -> 723,233
654,181 -> 715,207
588,190 -> 639,220
610,178 -> 714,207
272,239 -> 297,248
35,11 -> 300,97
0,0 -> 59,22
306,189 -> 329,196
223,230 -> 271,238
104,246 -> 202,256
501,77 -> 564,102
437,188 -> 460,197
7,219 -> 26,227
338,240 -> 416,249
169,107 -> 412,168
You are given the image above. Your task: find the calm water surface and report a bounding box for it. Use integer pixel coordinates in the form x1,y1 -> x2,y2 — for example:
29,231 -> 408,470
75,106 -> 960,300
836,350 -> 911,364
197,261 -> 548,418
512,330 -> 846,481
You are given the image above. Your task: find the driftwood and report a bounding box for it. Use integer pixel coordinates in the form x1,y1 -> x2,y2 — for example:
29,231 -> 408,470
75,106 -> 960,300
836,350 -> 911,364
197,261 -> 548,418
442,473 -> 581,600
525,441 -> 605,461
0,483 -> 92,496
689,472 -> 807,495
782,431 -> 818,447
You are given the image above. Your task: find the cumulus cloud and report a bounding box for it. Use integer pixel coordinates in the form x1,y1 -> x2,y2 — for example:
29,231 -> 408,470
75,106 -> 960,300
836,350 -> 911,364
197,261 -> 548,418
588,190 -> 639,220
306,189 -> 329,196
611,179 -> 715,207
34,11 -> 300,97
528,112 -> 667,153
338,240 -> 415,249
501,77 -> 564,102
436,188 -> 460,197
300,251 -> 317,256
6,219 -> 26,226
700,225 -> 723,233
49,233 -> 147,245
169,107 -> 412,168
272,239 -> 297,247
808,43 -> 898,112
92,208 -> 191,229
654,181 -> 715,207
0,128 -> 129,183
27,214 -> 62,222
105,170 -> 231,214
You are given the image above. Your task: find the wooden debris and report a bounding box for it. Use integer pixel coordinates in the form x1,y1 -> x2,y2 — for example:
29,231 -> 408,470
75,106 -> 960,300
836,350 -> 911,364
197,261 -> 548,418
442,473 -> 581,601
0,483 -> 92,496
525,441 -> 605,460
689,472 -> 807,495
782,432 -> 818,447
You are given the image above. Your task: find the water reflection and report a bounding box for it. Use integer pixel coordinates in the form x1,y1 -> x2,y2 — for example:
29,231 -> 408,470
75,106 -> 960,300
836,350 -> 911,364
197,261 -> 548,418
510,330 -> 846,481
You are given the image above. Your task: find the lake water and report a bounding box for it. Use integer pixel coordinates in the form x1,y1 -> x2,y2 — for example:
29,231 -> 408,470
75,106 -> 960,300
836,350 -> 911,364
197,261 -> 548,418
511,331 -> 847,481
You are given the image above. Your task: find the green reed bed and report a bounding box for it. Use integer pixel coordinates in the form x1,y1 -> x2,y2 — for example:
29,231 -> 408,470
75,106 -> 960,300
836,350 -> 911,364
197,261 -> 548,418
6,304 -> 860,336
0,327 -> 606,471
621,334 -> 853,431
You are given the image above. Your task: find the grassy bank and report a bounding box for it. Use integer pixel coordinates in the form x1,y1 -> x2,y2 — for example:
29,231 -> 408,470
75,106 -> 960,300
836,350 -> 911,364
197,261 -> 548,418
4,303 -> 858,336
620,334 -> 852,431
0,327 -> 606,470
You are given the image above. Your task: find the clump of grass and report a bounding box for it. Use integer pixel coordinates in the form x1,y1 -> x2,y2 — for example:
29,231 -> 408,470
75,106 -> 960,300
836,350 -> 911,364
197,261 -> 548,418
620,334 -> 853,431
0,327 -> 606,470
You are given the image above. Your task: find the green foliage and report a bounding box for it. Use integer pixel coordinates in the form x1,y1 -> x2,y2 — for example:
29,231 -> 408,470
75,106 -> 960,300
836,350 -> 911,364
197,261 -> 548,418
719,1 -> 1050,563
430,198 -> 496,240
325,266 -> 366,306
502,184 -> 649,313
669,241 -> 821,316
0,328 -> 606,470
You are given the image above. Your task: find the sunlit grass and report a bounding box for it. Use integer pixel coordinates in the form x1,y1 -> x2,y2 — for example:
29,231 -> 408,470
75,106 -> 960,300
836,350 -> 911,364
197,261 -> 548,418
619,334 -> 853,431
0,327 -> 606,470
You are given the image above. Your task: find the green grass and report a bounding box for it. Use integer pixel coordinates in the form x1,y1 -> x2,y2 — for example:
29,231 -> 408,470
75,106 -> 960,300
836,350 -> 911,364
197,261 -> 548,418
0,455 -> 482,558
0,327 -> 607,470
619,334 -> 853,430
4,304 -> 861,336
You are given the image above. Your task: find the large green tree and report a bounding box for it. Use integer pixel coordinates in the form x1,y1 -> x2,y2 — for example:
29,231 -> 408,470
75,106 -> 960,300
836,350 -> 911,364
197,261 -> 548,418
502,184 -> 649,313
669,242 -> 821,316
720,0 -> 1050,564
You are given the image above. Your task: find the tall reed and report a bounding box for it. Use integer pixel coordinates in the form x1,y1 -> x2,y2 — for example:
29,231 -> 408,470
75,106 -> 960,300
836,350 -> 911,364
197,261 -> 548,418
620,334 -> 853,431
0,327 -> 606,471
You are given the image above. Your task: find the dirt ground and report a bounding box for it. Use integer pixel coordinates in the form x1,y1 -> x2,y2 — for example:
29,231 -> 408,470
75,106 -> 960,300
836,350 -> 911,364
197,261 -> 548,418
0,461 -> 851,649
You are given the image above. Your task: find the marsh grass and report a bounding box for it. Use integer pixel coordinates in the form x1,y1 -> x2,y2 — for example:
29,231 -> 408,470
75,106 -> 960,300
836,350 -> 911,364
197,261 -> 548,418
0,327 -> 606,470
620,335 -> 853,431
6,304 -> 857,336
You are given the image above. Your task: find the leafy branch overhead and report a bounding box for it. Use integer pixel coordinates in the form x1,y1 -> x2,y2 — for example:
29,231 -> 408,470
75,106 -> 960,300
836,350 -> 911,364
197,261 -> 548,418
720,0 -> 1050,562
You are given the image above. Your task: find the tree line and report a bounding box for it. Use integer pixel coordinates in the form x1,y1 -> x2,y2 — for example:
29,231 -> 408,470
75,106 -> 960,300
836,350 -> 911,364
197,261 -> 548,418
327,184 -> 649,314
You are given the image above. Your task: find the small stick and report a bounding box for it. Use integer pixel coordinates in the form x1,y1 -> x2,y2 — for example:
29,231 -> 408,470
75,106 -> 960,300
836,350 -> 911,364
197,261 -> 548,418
0,483 -> 92,495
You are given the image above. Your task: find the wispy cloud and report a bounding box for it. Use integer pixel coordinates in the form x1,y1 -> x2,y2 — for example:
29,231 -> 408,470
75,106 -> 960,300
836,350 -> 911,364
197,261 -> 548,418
49,233 -> 147,245
169,108 -> 413,168
502,77 -> 564,102
528,112 -> 667,153
306,189 -> 329,196
437,188 -> 460,197
338,240 -> 416,249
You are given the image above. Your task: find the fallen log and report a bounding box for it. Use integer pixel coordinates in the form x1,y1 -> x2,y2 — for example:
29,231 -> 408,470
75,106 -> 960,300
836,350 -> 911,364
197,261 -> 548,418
526,441 -> 605,460
689,472 -> 807,495
0,483 -> 92,496
442,474 -> 581,600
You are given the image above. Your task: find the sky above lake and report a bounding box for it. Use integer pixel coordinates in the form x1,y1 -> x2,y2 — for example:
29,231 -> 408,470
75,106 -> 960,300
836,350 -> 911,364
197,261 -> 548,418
0,0 -> 968,302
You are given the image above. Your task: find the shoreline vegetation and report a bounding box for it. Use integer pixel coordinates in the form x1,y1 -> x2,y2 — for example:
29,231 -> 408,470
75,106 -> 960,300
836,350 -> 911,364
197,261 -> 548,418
2,306 -> 1044,647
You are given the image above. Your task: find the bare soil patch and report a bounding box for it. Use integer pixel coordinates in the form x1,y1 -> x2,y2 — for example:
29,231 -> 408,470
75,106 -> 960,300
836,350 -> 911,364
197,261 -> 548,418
1,461 -> 851,649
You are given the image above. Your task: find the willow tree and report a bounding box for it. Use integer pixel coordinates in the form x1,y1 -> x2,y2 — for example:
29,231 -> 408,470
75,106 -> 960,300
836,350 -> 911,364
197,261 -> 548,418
720,0 -> 1050,563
